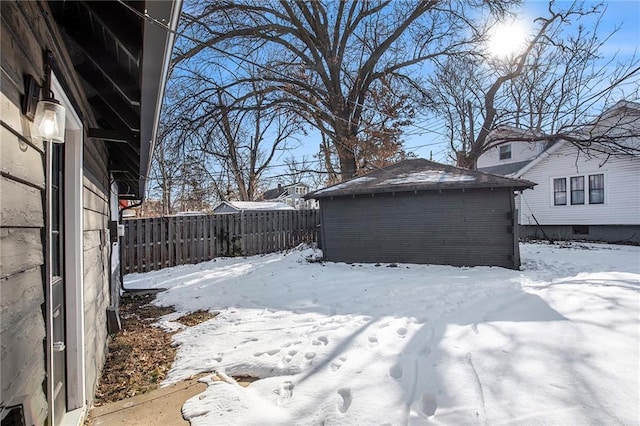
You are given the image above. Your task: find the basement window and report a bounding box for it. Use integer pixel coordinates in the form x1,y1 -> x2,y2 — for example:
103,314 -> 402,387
572,225 -> 589,235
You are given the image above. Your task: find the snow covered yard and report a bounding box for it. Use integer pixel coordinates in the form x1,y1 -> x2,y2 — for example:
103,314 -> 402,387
125,242 -> 640,425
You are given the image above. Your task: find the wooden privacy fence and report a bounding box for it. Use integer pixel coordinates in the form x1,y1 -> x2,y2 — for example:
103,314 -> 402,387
121,210 -> 320,274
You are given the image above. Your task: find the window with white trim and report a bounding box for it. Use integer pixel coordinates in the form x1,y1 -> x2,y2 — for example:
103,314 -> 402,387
570,176 -> 585,205
553,178 -> 567,205
499,144 -> 512,160
589,174 -> 604,204
553,174 -> 604,206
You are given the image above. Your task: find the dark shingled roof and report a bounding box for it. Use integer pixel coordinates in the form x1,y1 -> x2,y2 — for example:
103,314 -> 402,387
262,187 -> 286,200
304,159 -> 535,199
477,160 -> 533,176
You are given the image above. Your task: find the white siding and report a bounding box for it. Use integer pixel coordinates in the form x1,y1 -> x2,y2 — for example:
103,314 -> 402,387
477,140 -> 545,168
518,143 -> 640,225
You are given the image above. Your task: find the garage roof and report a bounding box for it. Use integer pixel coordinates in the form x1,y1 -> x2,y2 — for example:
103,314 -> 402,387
305,159 -> 535,199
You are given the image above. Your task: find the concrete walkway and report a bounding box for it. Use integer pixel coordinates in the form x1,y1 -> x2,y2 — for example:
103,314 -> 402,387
87,377 -> 206,425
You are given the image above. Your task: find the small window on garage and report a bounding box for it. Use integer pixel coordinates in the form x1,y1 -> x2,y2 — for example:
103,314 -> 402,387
499,144 -> 512,160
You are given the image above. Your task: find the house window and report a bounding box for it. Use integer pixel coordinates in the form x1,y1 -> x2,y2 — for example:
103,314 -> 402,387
553,178 -> 567,205
570,176 -> 585,205
499,144 -> 512,160
589,174 -> 604,204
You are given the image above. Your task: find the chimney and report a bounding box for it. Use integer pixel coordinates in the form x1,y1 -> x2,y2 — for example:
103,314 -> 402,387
277,183 -> 282,191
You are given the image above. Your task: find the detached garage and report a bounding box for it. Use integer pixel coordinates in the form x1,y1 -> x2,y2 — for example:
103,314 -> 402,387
304,159 -> 534,269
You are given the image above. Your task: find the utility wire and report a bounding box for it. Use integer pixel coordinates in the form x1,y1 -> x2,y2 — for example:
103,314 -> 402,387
116,0 -> 455,142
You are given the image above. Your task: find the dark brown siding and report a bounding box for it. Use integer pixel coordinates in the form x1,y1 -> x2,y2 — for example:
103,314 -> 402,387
320,189 -> 518,268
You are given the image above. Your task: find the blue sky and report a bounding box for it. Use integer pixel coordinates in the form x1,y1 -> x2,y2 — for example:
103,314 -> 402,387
268,1 -> 639,185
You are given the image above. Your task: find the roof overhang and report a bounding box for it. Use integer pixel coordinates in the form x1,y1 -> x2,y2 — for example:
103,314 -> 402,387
50,0 -> 182,199
139,0 -> 182,199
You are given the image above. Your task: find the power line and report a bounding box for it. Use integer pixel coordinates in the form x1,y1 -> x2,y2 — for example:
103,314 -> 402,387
117,0 -> 454,142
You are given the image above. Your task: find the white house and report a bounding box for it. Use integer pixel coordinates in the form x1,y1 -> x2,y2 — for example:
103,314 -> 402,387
477,101 -> 640,244
261,183 -> 319,209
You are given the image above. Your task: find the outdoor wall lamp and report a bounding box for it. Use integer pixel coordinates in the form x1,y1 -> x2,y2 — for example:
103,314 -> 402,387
22,50 -> 66,143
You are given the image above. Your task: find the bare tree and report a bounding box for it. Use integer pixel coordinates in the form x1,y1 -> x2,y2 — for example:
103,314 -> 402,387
148,121 -> 191,215
174,0 -> 516,180
426,1 -> 640,168
164,64 -> 304,201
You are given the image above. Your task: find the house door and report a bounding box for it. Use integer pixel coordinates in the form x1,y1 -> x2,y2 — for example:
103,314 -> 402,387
50,142 -> 67,425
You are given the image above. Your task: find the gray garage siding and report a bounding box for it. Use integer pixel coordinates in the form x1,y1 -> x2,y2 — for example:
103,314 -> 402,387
320,189 -> 516,268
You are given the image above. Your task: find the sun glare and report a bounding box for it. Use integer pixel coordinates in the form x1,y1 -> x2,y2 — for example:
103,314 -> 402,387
487,21 -> 528,59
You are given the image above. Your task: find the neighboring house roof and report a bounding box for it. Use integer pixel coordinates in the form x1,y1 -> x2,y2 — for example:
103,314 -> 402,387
486,125 -> 548,143
513,101 -> 640,178
594,100 -> 640,123
305,159 -> 535,199
262,183 -> 310,200
215,201 -> 295,212
477,160 -> 534,177
262,187 -> 287,200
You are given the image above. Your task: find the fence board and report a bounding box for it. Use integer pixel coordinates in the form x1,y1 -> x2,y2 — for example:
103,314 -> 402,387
121,210 -> 319,274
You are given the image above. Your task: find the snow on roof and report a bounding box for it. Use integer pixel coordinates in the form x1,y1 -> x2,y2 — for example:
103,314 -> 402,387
305,159 -> 534,199
312,177 -> 376,196
217,201 -> 295,212
379,170 -> 475,186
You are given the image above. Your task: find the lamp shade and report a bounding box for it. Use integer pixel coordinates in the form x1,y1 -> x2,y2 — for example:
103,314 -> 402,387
33,99 -> 66,143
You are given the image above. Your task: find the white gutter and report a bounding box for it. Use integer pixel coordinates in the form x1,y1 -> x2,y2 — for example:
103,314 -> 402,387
139,0 -> 183,198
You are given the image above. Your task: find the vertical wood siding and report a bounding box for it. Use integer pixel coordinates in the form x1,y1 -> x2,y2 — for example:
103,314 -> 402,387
320,189 -> 518,269
121,210 -> 320,274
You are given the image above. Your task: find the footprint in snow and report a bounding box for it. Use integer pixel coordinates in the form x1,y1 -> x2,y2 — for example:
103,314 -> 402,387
305,352 -> 316,360
253,349 -> 280,357
368,335 -> 379,347
330,356 -> 347,372
389,364 -> 403,379
414,392 -> 437,417
280,349 -> 300,366
312,335 -> 329,346
337,388 -> 352,413
274,381 -> 295,406
396,327 -> 408,338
